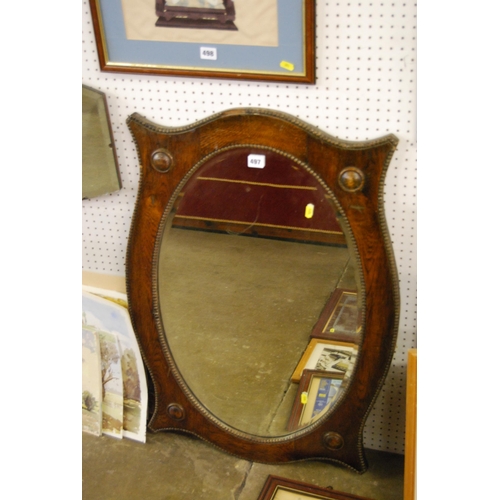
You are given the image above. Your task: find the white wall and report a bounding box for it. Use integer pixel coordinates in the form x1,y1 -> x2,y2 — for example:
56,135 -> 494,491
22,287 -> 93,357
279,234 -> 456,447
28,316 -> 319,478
82,0 -> 417,454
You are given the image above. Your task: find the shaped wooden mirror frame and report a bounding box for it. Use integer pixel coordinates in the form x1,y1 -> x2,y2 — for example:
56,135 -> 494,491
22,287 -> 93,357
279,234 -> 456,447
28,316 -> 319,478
126,109 -> 399,473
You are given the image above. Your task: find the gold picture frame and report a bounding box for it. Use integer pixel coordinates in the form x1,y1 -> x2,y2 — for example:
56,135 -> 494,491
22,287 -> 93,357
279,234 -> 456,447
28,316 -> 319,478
88,0 -> 315,83
291,338 -> 358,383
257,475 -> 375,500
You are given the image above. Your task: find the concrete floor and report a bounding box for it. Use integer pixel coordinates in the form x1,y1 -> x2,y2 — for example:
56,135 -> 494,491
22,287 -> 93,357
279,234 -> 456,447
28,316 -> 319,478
83,431 -> 404,500
159,229 -> 357,437
83,230 -> 404,499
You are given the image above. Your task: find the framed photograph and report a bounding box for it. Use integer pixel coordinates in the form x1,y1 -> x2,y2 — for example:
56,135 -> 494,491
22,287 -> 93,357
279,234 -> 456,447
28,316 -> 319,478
310,288 -> 362,343
89,0 -> 315,83
287,370 -> 344,431
257,475 -> 374,500
291,339 -> 357,383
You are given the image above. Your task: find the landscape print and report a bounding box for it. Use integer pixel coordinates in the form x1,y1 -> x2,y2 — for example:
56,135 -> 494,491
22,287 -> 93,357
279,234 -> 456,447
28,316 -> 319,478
119,335 -> 144,437
82,328 -> 102,436
99,329 -> 124,438
82,289 -> 148,442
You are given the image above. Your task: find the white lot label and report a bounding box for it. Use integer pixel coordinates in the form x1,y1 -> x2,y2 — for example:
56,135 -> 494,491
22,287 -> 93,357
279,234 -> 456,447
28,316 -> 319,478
247,154 -> 266,169
200,47 -> 217,60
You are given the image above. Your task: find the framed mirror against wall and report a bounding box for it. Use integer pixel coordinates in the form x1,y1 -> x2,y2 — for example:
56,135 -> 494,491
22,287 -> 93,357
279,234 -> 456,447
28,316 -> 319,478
125,108 -> 399,472
82,85 -> 121,199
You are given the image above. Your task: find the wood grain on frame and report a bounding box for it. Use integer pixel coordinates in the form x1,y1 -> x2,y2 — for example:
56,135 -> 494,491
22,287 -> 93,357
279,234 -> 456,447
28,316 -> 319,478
404,349 -> 417,500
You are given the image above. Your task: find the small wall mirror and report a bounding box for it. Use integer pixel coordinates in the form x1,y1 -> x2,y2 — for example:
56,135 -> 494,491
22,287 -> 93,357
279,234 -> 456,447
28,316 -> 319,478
126,109 -> 399,472
82,85 -> 121,199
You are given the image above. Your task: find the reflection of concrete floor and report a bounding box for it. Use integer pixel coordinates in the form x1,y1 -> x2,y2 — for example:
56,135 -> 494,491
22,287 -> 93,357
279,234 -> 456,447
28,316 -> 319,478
159,229 -> 357,436
82,431 -> 404,500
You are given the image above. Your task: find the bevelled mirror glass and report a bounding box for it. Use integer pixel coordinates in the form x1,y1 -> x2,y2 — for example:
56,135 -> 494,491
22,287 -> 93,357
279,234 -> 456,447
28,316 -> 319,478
158,146 -> 360,437
126,109 -> 399,472
82,85 -> 121,199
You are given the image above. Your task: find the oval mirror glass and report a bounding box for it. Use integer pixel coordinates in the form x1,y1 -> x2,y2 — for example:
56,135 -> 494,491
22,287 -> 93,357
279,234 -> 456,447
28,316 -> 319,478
158,146 -> 362,437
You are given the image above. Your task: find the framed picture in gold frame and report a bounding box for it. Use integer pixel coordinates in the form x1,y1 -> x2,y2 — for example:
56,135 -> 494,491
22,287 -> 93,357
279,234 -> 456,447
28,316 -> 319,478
291,339 -> 358,383
89,0 -> 315,83
257,476 -> 375,500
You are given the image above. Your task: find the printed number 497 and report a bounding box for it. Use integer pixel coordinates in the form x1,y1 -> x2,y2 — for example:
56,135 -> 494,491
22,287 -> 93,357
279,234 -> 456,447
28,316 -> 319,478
247,154 -> 266,169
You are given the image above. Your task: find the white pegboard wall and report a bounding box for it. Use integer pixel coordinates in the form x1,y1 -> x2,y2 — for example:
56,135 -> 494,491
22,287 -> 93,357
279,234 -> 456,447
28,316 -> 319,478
82,1 -> 417,454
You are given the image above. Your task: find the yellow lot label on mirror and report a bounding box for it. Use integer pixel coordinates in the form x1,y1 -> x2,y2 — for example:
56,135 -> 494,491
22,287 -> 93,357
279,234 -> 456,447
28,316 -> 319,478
280,61 -> 295,71
247,154 -> 266,169
305,203 -> 315,218
301,392 -> 308,404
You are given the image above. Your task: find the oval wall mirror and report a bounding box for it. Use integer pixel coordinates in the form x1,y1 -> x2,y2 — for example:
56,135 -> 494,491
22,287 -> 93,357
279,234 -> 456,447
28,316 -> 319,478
126,109 -> 399,472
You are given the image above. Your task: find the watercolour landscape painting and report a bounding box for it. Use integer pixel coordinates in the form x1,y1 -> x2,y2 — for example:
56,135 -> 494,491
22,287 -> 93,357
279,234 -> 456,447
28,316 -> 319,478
98,329 -> 124,438
82,328 -> 102,436
82,288 -> 148,443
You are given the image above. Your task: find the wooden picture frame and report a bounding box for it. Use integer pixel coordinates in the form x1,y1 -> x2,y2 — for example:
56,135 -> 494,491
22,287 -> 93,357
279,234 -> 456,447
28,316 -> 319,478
291,339 -> 358,383
257,475 -> 374,500
310,288 -> 362,343
404,349 -> 417,500
287,370 -> 344,431
89,0 -> 315,83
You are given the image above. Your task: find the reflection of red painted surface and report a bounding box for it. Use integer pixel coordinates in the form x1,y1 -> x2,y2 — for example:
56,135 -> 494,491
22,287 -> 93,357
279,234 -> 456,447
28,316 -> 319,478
173,148 -> 346,245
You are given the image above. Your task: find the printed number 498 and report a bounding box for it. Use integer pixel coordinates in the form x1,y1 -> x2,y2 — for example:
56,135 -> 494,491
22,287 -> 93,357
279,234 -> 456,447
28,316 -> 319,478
200,47 -> 217,60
